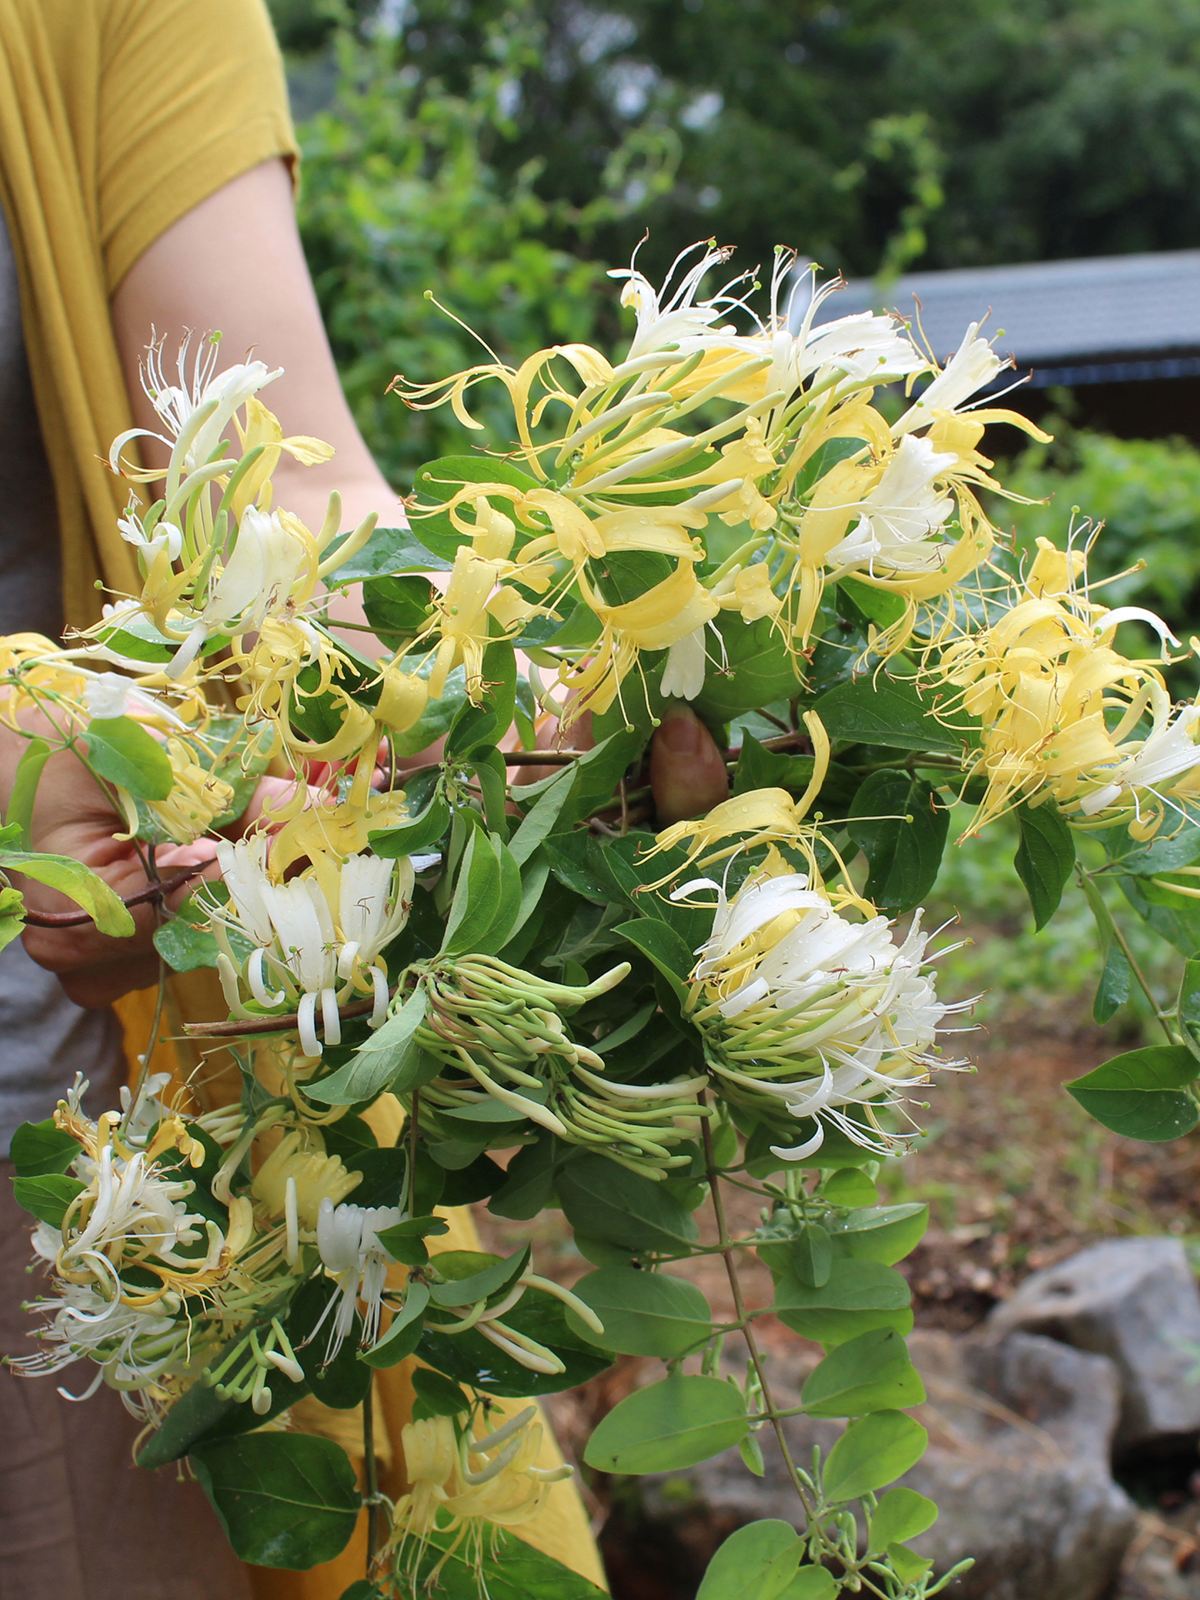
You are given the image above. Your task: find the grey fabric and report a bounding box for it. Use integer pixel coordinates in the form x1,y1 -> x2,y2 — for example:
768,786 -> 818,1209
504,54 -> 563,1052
0,207 -> 123,1153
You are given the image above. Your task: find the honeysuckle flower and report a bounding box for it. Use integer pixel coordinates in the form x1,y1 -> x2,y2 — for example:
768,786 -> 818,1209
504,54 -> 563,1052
560,560 -> 721,722
1077,692 -> 1200,828
776,261 -> 927,396
608,240 -> 752,362
165,506 -> 317,677
109,333 -> 281,486
676,868 -> 966,1158
389,1405 -> 572,1581
311,1198 -> 405,1359
210,838 -> 415,1055
894,320 -> 1006,434
930,536 -> 1200,838
250,1130 -> 361,1265
10,1279 -> 189,1415
825,435 -> 957,575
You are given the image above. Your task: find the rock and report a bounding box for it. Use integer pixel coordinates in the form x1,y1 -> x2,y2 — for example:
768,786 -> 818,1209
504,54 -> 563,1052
624,1330 -> 1136,1600
989,1237 -> 1200,1453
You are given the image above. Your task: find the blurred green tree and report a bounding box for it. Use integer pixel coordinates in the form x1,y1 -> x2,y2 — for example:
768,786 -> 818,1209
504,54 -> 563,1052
276,0 -> 1200,286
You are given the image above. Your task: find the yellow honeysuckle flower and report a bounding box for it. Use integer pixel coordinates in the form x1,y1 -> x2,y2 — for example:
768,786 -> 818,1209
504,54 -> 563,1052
230,395 -> 335,518
560,561 -> 720,720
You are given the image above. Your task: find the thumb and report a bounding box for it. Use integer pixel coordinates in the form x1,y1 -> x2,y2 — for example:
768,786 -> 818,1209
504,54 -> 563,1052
650,705 -> 730,826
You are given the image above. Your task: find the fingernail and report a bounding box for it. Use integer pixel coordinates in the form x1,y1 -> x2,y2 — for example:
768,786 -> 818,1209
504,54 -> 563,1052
658,710 -> 708,757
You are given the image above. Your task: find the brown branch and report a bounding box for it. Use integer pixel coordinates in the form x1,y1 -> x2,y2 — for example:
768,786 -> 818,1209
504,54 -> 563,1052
184,995 -> 377,1039
20,866 -> 205,929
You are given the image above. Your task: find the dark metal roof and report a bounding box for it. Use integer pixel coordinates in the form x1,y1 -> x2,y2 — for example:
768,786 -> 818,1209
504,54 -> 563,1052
810,251 -> 1200,386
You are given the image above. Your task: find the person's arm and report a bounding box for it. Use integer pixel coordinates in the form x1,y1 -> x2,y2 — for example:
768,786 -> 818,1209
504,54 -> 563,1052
112,159 -> 397,536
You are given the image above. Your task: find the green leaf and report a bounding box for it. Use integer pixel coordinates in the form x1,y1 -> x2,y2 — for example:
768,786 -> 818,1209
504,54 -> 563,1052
0,850 -> 135,937
12,1172 -> 85,1225
696,1521 -> 810,1600
822,1411 -> 927,1502
190,1433 -> 359,1570
822,1169 -> 878,1207
788,1222 -> 833,1288
369,785 -> 450,857
305,986 -> 429,1106
802,1328 -> 925,1417
153,891 -> 243,973
557,1155 -> 698,1255
828,1204 -> 929,1266
428,1247 -> 530,1308
440,829 -> 501,955
583,1375 -> 748,1474
867,1487 -> 939,1552
0,884 -> 24,952
410,1530 -> 608,1599
411,1367 -> 471,1419
509,765 -> 577,865
565,1267 -> 712,1358
8,737 -> 51,846
1014,801 -> 1076,929
360,1280 -> 430,1368
362,572 -> 435,641
615,917 -> 694,1005
849,771 -> 949,911
325,520 -> 455,581
82,716 -> 174,800
474,835 -> 524,955
1065,1046 -> 1200,1141
9,1118 -> 77,1177
775,1258 -> 913,1346
1095,941 -> 1133,1026
814,672 -> 963,754
694,615 -> 802,721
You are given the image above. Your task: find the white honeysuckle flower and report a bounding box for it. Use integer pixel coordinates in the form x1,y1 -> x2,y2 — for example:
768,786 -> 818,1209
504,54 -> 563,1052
1079,696 -> 1200,824
12,1281 -> 186,1412
660,624 -> 710,701
203,507 -> 312,632
166,506 -> 315,678
894,320 -> 1007,434
312,1198 -> 405,1360
826,435 -> 958,575
143,334 -> 280,467
117,502 -> 183,562
675,869 -> 966,1159
81,672 -> 189,728
63,1144 -> 206,1267
211,839 -> 415,1057
757,260 -> 926,401
609,240 -> 754,360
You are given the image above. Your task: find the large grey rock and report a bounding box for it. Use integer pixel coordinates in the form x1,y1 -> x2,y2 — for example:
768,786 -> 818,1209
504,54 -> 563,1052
630,1330 -> 1137,1600
989,1237 -> 1200,1453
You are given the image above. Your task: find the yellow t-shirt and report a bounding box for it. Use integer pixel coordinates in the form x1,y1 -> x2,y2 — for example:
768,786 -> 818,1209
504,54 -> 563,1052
0,4 -> 605,1592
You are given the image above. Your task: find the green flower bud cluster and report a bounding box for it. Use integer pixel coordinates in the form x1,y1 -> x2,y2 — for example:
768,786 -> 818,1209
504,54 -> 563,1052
411,953 -> 709,1177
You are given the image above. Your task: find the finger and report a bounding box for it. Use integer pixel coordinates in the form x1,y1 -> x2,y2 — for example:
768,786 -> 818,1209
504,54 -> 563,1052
649,706 -> 730,826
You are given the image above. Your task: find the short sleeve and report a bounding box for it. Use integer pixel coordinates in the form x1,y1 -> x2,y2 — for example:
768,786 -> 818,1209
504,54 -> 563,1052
97,0 -> 299,292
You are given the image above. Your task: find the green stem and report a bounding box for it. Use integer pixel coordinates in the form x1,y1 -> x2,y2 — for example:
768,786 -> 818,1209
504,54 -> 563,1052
700,1103 -> 817,1522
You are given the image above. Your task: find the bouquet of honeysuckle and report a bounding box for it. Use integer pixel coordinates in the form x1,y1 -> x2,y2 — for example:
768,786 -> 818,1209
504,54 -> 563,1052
6,242 -> 1200,1599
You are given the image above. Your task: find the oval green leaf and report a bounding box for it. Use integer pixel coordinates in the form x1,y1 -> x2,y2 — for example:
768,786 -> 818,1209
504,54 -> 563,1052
566,1267 -> 712,1358
1065,1046 -> 1199,1141
802,1328 -> 925,1418
583,1375 -> 748,1475
822,1410 -> 927,1502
